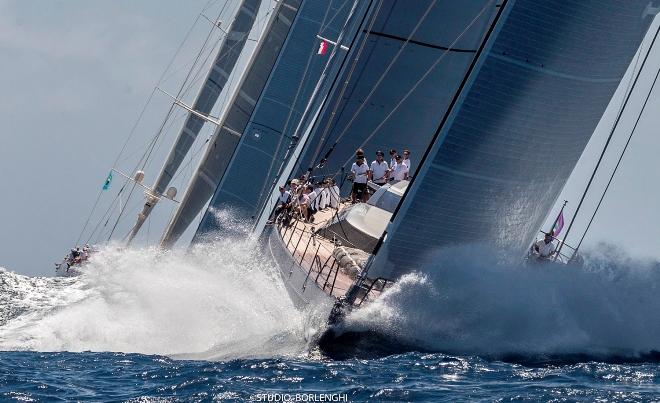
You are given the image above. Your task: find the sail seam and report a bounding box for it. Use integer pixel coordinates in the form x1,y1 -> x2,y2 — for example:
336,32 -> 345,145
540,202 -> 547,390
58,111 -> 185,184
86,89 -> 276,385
430,162 -> 553,186
491,53 -> 621,83
364,29 -> 478,53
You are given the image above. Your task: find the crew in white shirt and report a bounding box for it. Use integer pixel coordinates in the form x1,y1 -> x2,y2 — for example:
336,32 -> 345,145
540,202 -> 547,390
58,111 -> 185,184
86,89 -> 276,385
389,148 -> 398,172
392,154 -> 409,181
402,149 -> 411,171
329,178 -> 340,208
351,155 -> 369,203
267,185 -> 291,224
369,150 -> 389,185
532,233 -> 556,259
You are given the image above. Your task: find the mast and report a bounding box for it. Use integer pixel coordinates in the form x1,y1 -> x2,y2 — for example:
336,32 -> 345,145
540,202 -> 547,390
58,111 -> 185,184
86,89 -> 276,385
125,0 -> 263,245
159,0 -> 302,247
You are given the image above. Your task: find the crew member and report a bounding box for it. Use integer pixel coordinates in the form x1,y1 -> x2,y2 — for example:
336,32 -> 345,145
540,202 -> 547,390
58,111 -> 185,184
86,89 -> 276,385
369,150 -> 389,186
392,154 -> 409,181
351,154 -> 369,203
532,232 -> 556,259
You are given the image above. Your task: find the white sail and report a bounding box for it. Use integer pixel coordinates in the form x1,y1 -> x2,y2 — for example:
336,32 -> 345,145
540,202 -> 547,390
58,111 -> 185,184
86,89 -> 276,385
125,0 -> 263,244
159,0 -> 305,247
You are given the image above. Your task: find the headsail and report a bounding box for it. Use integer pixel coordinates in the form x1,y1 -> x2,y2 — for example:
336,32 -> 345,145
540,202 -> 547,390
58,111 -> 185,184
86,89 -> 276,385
368,0 -> 657,280
188,0 -> 354,242
159,0 -> 312,247
125,0 -> 262,244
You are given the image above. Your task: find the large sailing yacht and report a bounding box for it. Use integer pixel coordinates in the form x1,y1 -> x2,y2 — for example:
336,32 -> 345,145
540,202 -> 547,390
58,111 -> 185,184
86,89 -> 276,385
233,0 -> 657,317
74,0 -> 657,335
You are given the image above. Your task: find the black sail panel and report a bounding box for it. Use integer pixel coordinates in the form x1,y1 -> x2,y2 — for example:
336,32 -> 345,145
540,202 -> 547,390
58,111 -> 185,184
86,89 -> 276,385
290,0 -> 498,191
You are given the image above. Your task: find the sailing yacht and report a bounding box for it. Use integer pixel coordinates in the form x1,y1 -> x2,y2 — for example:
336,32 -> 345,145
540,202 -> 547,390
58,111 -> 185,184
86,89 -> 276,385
244,0 -> 657,322
74,0 -> 657,340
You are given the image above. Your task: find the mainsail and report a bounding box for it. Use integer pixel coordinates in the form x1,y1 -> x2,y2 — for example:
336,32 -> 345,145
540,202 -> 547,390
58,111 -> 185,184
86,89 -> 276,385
125,0 -> 262,244
190,0 -> 354,241
368,0 -> 657,279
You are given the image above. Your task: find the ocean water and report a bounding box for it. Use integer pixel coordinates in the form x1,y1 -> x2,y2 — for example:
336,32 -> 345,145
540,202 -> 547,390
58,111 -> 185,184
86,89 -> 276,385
1,238 -> 659,401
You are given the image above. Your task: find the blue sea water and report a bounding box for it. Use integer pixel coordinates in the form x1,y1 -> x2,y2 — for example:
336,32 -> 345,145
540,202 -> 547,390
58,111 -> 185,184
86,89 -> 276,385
1,242 -> 659,401
1,351 -> 660,401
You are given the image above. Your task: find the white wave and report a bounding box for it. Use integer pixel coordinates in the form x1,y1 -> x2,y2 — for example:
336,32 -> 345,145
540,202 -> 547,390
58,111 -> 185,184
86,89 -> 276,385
345,243 -> 660,357
0,237 -> 307,359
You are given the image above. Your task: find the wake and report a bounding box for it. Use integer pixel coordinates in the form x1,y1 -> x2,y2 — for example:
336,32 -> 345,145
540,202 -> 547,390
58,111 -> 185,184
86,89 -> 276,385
343,244 -> 660,359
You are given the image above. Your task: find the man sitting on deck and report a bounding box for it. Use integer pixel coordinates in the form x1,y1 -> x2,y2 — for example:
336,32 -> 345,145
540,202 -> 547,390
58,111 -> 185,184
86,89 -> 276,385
267,185 -> 292,224
532,232 -> 557,259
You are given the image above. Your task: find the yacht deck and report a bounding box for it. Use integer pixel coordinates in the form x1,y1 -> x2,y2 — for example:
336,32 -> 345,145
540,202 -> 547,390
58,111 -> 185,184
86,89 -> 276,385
276,202 -> 354,299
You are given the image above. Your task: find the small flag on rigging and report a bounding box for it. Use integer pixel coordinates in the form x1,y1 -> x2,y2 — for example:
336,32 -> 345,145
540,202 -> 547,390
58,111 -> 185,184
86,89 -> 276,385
102,171 -> 113,190
317,40 -> 328,55
551,210 -> 565,236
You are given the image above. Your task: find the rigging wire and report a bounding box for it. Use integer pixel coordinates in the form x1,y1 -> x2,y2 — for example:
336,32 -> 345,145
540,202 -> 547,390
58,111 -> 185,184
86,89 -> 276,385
308,0 -> 438,171
254,0 -> 378,224
116,0 -> 278,231
76,0 -> 225,245
572,50 -> 660,256
555,23 -> 660,259
105,3 -> 236,241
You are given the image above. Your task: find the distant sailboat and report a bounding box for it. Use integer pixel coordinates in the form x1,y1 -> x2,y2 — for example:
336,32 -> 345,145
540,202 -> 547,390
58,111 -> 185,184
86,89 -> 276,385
124,0 -> 263,245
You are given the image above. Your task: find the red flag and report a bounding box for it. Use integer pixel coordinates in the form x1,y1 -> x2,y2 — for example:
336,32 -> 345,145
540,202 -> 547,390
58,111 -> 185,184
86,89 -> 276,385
317,40 -> 328,55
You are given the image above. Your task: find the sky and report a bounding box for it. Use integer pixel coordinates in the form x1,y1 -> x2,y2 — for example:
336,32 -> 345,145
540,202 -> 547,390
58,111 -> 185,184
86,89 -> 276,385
0,0 -> 276,276
0,1 -> 659,276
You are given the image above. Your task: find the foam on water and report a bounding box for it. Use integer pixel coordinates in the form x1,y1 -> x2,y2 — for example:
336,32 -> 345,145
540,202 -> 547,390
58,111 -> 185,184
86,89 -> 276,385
0,236 -> 307,359
344,244 -> 660,358
2,223 -> 660,360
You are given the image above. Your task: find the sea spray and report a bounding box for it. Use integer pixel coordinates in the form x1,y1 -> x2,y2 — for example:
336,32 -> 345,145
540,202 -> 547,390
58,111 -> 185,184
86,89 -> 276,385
344,243 -> 660,358
0,236 -> 307,359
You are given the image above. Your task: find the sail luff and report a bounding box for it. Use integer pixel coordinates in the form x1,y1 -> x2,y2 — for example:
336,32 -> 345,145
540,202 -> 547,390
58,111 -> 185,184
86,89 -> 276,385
160,0 -> 297,247
125,0 -> 262,244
